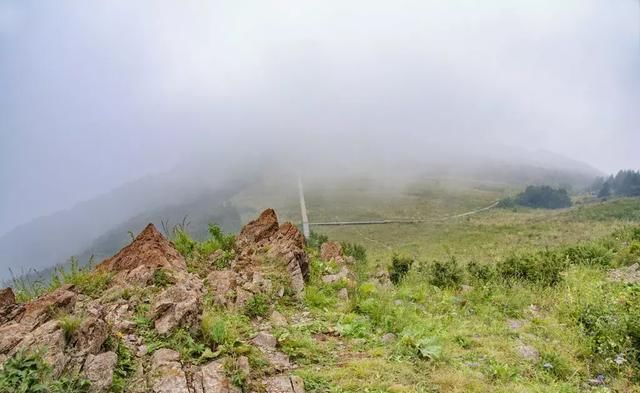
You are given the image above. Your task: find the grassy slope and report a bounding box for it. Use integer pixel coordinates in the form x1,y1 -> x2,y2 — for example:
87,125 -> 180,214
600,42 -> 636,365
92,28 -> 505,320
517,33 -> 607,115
253,178 -> 640,393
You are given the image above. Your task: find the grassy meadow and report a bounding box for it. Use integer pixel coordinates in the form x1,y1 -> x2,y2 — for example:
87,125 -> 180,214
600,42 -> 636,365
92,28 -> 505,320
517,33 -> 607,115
264,178 -> 640,392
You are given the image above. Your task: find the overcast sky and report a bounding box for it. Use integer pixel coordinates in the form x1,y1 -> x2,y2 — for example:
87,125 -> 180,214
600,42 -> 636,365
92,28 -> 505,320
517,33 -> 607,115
0,0 -> 639,234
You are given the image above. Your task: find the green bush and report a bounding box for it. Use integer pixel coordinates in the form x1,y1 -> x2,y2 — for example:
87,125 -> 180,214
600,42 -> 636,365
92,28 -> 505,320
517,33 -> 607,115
152,268 -> 172,288
307,231 -> 329,252
466,261 -> 495,281
0,351 -> 90,393
428,257 -> 463,288
497,250 -> 565,286
341,242 -> 367,262
244,294 -> 270,319
58,313 -> 83,342
562,243 -> 614,267
389,254 -> 413,285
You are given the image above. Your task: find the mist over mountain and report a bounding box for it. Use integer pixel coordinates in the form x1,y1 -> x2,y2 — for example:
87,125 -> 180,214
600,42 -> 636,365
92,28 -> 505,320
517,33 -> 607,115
0,147 -> 602,282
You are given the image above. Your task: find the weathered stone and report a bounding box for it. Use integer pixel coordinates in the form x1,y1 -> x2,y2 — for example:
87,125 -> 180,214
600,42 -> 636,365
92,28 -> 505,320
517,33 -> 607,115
322,267 -> 350,284
518,344 -> 540,361
96,224 -> 186,275
235,288 -> 253,308
192,360 -> 240,393
337,288 -> 349,301
290,376 -> 305,393
12,320 -> 68,376
252,331 -> 277,349
0,322 -> 28,354
72,316 -> 109,356
265,376 -> 305,393
83,351 -> 117,393
20,287 -> 77,328
381,333 -> 397,344
152,276 -> 203,335
150,349 -> 189,393
320,242 -> 343,261
0,287 -> 15,307
237,356 -> 250,377
206,270 -> 237,306
270,310 -> 288,328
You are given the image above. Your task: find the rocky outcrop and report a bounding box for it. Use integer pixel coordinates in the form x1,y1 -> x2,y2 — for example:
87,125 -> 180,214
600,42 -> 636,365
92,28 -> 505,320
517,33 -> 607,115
237,209 -> 280,246
0,208 -> 310,393
96,223 -> 186,285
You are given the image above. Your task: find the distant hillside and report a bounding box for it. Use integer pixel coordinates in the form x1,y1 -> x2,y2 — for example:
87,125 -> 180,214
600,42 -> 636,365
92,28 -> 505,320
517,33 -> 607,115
0,167 -> 250,282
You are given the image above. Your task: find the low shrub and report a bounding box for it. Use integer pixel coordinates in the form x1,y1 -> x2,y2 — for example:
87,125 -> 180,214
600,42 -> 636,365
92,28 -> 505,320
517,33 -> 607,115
428,257 -> 463,288
341,242 -> 367,263
244,294 -> 270,319
466,261 -> 495,282
497,250 -> 565,286
562,243 -> 614,267
58,313 -> 83,342
307,231 -> 329,252
0,351 -> 91,393
389,255 -> 413,285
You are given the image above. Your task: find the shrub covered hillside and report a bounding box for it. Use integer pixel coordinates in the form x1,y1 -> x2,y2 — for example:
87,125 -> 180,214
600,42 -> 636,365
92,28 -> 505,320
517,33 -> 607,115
2,200 -> 640,392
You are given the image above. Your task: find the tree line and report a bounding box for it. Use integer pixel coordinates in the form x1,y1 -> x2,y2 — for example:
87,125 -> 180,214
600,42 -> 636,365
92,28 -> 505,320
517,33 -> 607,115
592,170 -> 640,198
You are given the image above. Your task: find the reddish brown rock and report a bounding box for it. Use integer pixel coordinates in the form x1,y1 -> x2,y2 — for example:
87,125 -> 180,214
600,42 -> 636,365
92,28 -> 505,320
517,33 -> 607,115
96,224 -> 186,274
20,287 -> 77,328
237,209 -> 280,245
320,242 -> 343,261
0,287 -> 15,307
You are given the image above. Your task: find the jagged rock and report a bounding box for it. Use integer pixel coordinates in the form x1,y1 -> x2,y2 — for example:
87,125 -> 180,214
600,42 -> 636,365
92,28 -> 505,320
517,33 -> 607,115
20,287 -> 77,329
72,317 -> 109,356
320,242 -> 343,261
337,288 -> 349,301
266,351 -> 292,371
252,331 -> 277,349
237,209 -> 280,246
0,302 -> 25,326
322,267 -> 350,284
265,375 -> 305,393
270,310 -> 288,328
150,349 -> 189,393
83,351 -> 117,393
206,270 -> 237,306
0,322 -> 28,353
0,287 -> 15,307
235,288 -> 253,308
192,360 -> 240,393
97,224 -> 186,276
12,320 -> 68,376
152,276 -> 203,335
104,303 -> 136,333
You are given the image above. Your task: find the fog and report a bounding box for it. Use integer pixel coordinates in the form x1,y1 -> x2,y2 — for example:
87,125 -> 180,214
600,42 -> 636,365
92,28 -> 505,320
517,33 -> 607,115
1,0 -> 639,236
